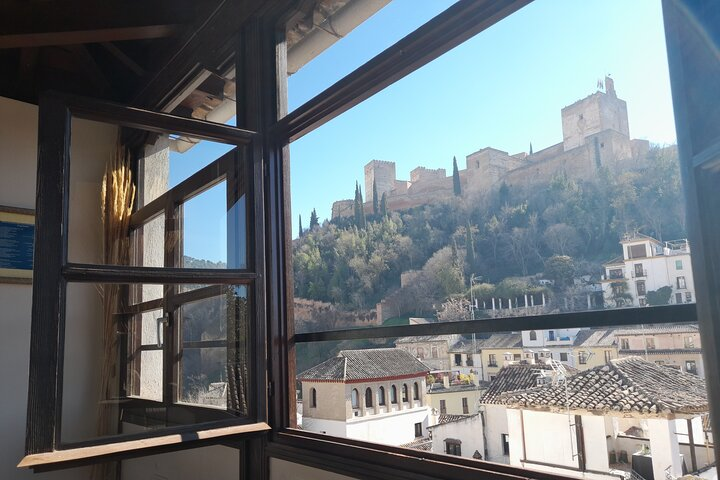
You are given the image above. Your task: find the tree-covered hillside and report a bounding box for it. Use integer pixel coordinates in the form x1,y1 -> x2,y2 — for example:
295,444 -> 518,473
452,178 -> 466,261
293,146 -> 685,317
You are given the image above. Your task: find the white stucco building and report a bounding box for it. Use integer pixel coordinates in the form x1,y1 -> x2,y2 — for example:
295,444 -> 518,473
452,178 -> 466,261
602,234 -> 694,308
298,348 -> 431,445
498,357 -> 709,480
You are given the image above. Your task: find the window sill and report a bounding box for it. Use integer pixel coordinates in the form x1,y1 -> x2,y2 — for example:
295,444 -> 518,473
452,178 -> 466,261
269,428 -> 576,480
19,422 -> 270,472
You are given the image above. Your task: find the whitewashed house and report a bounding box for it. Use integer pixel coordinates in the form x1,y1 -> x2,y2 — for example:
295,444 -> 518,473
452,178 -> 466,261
298,348 -> 431,445
602,234 -> 694,308
498,357 -> 709,480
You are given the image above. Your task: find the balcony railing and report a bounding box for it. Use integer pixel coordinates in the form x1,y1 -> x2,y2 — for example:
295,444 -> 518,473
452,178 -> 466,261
632,269 -> 648,278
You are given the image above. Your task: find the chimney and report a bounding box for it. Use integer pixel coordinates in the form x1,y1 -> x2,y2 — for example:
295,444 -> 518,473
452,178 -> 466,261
605,76 -> 616,97
442,375 -> 450,389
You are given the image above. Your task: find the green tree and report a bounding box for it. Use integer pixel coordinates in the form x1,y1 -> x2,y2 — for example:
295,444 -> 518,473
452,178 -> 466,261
372,179 -> 379,216
353,182 -> 366,229
529,142 -> 533,155
646,286 -> 672,306
452,156 -> 461,196
380,192 -> 388,217
606,281 -> 633,308
544,255 -> 575,290
309,208 -> 319,230
298,214 -> 303,238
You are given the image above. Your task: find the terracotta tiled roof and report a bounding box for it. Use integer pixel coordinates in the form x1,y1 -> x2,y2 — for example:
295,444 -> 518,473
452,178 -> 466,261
395,335 -> 448,344
297,348 -> 429,382
573,328 -> 616,347
619,349 -> 702,355
498,356 -> 707,416
400,437 -> 432,451
449,333 -> 523,354
434,414 -> 475,426
480,363 -> 553,405
614,324 -> 699,336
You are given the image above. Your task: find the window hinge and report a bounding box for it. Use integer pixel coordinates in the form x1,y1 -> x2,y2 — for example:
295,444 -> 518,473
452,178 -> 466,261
268,381 -> 274,398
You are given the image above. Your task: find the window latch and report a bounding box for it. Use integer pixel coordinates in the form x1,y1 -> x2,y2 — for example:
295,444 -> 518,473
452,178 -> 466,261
157,313 -> 170,347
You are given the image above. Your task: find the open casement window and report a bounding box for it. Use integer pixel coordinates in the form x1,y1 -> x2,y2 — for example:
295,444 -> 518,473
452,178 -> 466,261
21,93 -> 268,470
266,1 -> 720,480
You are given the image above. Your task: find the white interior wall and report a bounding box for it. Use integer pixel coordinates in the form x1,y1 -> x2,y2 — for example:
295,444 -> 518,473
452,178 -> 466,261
0,96 -> 93,479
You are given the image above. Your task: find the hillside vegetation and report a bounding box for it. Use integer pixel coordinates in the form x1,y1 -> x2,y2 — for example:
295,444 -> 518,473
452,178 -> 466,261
293,146 -> 685,318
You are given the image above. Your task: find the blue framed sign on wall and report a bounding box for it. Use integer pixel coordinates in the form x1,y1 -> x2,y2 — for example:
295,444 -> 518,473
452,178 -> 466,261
0,205 -> 35,284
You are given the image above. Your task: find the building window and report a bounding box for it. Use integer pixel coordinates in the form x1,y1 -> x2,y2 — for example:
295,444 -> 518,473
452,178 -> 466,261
416,347 -> 425,359
685,336 -> 695,348
489,375 -> 496,382
488,354 -> 497,367
677,276 -> 687,289
502,433 -> 510,456
440,400 -> 447,415
560,352 -> 568,361
578,351 -> 588,364
548,330 -> 556,341
466,355 -> 474,366
676,259 -> 683,269
609,268 -> 624,279
431,346 -> 439,358
402,384 -> 409,402
605,350 -> 612,363
351,389 -> 359,409
390,385 -> 397,404
414,422 -> 423,438
413,382 -> 419,401
634,263 -> 645,277
628,244 -> 647,259
646,338 -> 656,350
686,360 -> 698,374
378,386 -> 386,406
445,439 -> 462,456
621,338 -> 630,350
529,330 -> 537,341
513,353 -> 521,361
676,292 -> 684,304
462,397 -> 469,414
365,388 -> 373,408
686,292 -> 693,302
454,354 -> 462,366
639,298 -> 647,306
636,280 -> 646,296
311,388 -> 317,408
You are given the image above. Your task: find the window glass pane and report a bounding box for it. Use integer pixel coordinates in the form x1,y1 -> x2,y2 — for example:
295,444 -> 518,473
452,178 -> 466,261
61,282 -> 249,444
285,0 -> 457,112
67,119 -> 246,268
296,320 -> 709,474
178,285 -> 249,414
290,0 -> 694,338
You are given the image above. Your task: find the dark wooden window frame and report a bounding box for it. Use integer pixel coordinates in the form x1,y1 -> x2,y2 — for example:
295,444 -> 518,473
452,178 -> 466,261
22,91 -> 270,470
263,0 -> 720,479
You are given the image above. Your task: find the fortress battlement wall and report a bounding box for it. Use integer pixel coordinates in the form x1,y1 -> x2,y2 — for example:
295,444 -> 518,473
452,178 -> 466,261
331,79 -> 651,220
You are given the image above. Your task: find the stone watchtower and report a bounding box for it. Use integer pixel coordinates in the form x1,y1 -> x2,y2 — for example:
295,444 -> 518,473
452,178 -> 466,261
365,160 -> 396,203
560,76 -> 630,151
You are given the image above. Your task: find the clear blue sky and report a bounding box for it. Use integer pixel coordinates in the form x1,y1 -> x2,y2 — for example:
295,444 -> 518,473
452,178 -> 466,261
173,0 -> 677,260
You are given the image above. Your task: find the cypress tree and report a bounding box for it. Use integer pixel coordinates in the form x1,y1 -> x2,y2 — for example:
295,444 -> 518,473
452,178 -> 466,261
529,142 -> 533,155
466,220 -> 476,272
353,182 -> 361,228
380,192 -> 388,218
298,214 -> 303,238
309,208 -> 319,230
358,183 -> 366,229
452,156 -> 461,196
372,179 -> 379,216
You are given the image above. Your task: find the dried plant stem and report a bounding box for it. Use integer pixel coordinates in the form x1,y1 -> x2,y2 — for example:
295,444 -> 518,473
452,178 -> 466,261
92,136 -> 135,480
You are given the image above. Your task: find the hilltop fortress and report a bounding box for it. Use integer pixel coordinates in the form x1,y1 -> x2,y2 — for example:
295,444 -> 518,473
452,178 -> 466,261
332,77 -> 651,219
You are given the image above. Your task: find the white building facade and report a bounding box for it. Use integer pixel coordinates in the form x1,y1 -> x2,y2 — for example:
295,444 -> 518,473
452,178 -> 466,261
602,234 -> 694,308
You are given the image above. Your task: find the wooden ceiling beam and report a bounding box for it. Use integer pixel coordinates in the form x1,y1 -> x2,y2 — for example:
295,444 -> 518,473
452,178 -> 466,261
0,25 -> 179,49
